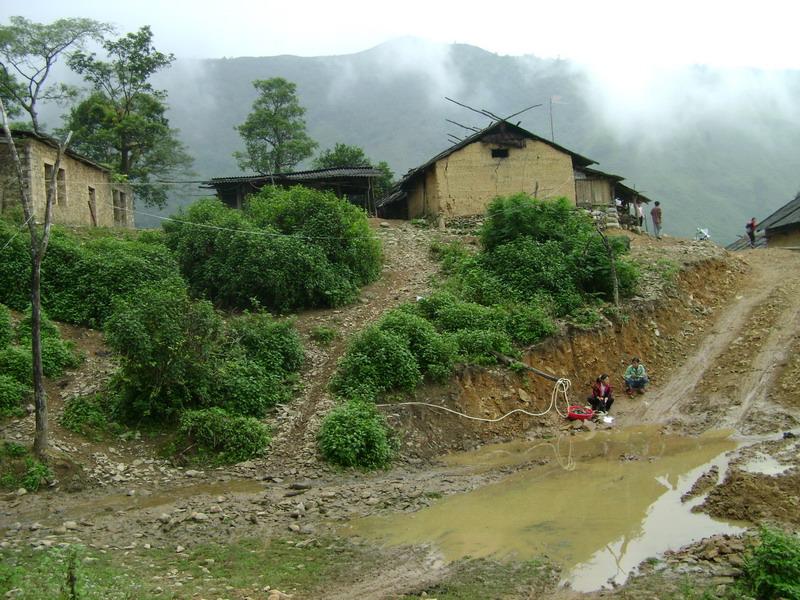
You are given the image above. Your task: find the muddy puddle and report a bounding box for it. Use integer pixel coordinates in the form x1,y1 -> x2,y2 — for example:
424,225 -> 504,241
347,426 -> 746,592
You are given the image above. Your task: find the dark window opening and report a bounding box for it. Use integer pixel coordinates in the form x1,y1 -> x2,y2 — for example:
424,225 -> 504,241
491,148 -> 509,158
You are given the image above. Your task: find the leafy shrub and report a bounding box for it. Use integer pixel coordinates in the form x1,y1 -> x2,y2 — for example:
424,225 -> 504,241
179,407 -> 271,464
245,186 -> 382,286
331,326 -> 421,402
450,329 -> 515,365
21,457 -> 52,491
740,526 -> 800,600
310,325 -> 337,345
480,194 -> 590,252
429,240 -> 472,274
14,306 -> 61,343
416,292 -> 506,332
318,399 -> 394,469
60,394 -> 117,439
0,346 -> 32,384
164,192 -> 381,312
0,223 -> 180,327
572,235 -> 639,299
226,311 -> 304,374
505,304 -> 556,345
377,309 -> 456,381
0,374 -> 30,416
104,280 -> 223,420
39,338 -> 82,377
214,358 -> 290,418
0,304 -> 12,348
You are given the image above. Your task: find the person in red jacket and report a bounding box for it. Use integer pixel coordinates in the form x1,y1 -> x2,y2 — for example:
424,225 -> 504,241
588,374 -> 614,414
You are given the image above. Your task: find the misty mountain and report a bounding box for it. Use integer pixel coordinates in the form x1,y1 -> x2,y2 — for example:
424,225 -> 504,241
145,39 -> 800,243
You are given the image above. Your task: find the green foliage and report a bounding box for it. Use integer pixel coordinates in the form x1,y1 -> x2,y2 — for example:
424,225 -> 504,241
312,143 -> 395,197
740,526 -> 800,600
331,326 -> 421,402
0,374 -> 30,416
310,325 -> 337,345
318,400 -> 394,469
15,306 -> 82,377
0,16 -> 110,132
104,279 -> 223,420
246,186 -> 382,286
1,442 -> 51,492
234,77 -> 317,174
429,240 -> 473,275
179,407 -> 271,464
164,193 -> 381,312
65,26 -> 192,207
505,304 -> 557,345
214,358 -> 289,418
0,345 -> 32,384
60,394 -> 117,439
450,329 -> 515,365
377,309 -> 456,381
0,304 -> 12,348
0,223 -> 181,327
480,194 -> 589,252
226,311 -> 304,373
21,457 -> 51,491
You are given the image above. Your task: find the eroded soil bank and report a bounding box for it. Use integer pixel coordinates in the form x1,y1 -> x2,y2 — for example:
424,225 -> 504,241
2,226 -> 800,599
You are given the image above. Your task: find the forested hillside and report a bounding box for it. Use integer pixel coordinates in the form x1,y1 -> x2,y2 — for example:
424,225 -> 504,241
141,39 -> 800,243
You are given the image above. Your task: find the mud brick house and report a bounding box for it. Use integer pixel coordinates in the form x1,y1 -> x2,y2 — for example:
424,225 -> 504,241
0,129 -> 134,228
204,166 -> 385,213
377,120 -> 649,220
756,192 -> 800,248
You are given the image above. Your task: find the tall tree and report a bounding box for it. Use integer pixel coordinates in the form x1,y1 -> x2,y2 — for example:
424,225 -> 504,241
313,143 -> 395,199
0,16 -> 106,458
64,26 -> 192,207
234,77 -> 317,174
0,16 -> 110,134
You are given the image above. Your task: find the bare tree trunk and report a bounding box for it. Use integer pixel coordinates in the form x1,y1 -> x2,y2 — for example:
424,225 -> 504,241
1,98 -> 71,459
596,224 -> 620,307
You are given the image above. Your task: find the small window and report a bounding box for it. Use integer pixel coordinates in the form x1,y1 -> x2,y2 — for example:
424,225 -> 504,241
491,148 -> 509,158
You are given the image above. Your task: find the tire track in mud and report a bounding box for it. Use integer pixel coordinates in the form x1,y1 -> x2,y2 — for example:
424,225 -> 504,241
625,249 -> 800,434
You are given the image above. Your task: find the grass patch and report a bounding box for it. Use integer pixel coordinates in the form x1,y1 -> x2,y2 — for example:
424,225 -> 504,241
0,442 -> 51,492
402,557 -> 557,600
0,537 -> 380,599
310,325 -> 337,346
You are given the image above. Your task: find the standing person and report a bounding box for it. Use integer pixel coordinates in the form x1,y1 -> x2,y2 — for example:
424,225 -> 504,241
745,217 -> 757,248
624,357 -> 649,395
634,198 -> 644,227
588,374 -> 614,413
650,201 -> 663,239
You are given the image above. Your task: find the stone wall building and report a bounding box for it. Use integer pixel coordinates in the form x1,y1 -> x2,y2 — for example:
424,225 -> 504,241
0,130 -> 133,228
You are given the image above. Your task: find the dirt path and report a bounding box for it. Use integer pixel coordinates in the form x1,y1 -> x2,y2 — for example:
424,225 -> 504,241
623,248 -> 800,434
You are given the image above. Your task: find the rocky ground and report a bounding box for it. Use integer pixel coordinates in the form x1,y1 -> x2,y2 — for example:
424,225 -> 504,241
2,222 -> 800,599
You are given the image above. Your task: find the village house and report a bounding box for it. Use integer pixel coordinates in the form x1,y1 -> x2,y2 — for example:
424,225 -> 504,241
754,192 -> 800,249
377,120 -> 649,220
0,129 -> 134,228
203,166 -> 385,213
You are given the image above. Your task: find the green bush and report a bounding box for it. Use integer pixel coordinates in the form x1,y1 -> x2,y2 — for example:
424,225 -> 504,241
416,292 -> 506,332
0,346 -> 32,384
104,279 -> 223,420
245,185 -> 382,286
450,329 -> 515,365
14,306 -> 61,343
60,394 -> 117,438
214,358 -> 290,418
39,337 -> 82,377
740,526 -> 800,600
377,309 -> 456,381
179,407 -> 271,464
310,325 -> 337,345
0,223 -> 180,327
330,327 -> 421,402
226,311 -> 304,373
318,399 -> 394,469
0,374 -> 30,416
505,304 -> 556,345
0,304 -> 12,348
163,192 -> 381,312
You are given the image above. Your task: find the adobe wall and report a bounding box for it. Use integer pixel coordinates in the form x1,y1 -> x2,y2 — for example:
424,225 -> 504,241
423,139 -> 576,218
766,228 -> 800,248
407,169 -> 438,219
0,139 -> 133,228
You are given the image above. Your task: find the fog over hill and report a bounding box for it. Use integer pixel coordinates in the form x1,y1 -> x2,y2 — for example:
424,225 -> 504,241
135,39 -> 800,243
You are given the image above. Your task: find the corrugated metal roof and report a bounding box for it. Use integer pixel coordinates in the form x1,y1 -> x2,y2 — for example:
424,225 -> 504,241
758,193 -> 800,231
207,166 -> 383,185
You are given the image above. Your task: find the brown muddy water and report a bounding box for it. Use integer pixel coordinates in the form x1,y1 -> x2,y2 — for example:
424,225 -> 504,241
347,426 -> 747,592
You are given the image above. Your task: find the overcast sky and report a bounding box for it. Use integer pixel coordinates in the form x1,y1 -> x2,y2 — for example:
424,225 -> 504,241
2,0 -> 799,70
